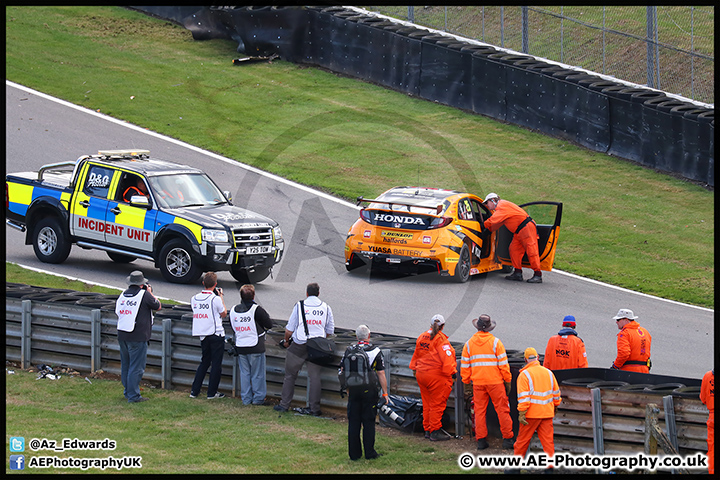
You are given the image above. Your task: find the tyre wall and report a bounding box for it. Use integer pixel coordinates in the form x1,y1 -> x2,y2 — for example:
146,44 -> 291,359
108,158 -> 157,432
134,6 -> 714,187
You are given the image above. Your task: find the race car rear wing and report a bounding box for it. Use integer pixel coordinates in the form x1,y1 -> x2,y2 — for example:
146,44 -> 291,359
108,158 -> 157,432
356,196 -> 443,214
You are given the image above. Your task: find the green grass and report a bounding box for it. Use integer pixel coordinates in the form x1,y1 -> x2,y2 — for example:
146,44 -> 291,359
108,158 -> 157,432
6,369 -> 474,474
4,6 -> 714,308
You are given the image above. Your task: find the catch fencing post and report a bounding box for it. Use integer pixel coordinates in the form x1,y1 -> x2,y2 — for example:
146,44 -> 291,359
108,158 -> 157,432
90,309 -> 101,372
21,299 -> 32,369
161,318 -> 172,389
454,359 -> 464,436
591,387 -> 605,455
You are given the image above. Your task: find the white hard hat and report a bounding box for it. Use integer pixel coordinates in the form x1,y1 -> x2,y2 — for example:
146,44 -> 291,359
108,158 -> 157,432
483,192 -> 499,203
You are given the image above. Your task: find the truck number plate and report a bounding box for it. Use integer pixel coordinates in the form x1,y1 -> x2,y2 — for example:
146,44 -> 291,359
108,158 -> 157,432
246,246 -> 272,255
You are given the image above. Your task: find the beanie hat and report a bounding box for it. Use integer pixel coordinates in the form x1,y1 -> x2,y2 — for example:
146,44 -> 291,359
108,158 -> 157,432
562,315 -> 576,328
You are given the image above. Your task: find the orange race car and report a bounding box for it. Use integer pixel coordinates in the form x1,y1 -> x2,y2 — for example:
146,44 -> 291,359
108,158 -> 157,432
344,187 -> 562,282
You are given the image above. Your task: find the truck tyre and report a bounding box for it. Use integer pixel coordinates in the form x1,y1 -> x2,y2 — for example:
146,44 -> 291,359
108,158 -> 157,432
107,252 -> 137,264
159,239 -> 201,284
230,266 -> 271,284
453,244 -> 471,283
32,217 -> 71,264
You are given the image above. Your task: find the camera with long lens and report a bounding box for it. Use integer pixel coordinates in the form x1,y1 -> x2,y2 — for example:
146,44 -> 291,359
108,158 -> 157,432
224,336 -> 238,356
380,404 -> 404,426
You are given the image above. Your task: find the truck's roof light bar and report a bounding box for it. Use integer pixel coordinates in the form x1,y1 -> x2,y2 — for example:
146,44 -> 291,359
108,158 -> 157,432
97,149 -> 151,159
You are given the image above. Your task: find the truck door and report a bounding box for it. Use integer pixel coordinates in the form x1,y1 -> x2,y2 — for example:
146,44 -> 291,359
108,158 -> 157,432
108,172 -> 157,253
494,202 -> 563,271
69,163 -> 116,243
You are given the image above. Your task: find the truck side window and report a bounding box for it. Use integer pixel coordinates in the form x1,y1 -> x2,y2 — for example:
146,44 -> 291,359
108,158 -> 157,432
83,165 -> 114,199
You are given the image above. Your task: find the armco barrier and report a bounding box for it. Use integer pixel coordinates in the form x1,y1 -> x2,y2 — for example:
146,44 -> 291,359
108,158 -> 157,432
6,290 -> 709,458
132,6 -> 713,187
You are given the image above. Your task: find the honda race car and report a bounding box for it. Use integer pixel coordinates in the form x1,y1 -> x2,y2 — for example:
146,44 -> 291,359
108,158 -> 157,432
344,187 -> 562,282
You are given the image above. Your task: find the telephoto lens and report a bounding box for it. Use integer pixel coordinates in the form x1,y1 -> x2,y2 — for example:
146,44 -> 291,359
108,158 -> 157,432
381,404 -> 404,426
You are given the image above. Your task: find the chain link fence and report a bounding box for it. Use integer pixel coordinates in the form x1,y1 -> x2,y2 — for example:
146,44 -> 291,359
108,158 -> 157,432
364,6 -> 714,105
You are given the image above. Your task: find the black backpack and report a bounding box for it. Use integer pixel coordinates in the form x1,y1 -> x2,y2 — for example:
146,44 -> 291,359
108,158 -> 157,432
341,344 -> 377,389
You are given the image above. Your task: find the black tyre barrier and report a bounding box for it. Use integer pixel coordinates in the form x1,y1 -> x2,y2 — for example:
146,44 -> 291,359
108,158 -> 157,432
551,69 -> 583,79
20,292 -> 72,302
512,60 -> 550,70
320,6 -> 349,14
587,81 -> 622,92
367,20 -> 397,29
614,384 -> 655,392
681,108 -> 713,121
600,85 -> 628,96
587,380 -> 630,390
697,111 -> 714,123
461,45 -> 498,55
420,34 -> 450,44
357,17 -> 390,26
46,295 -> 89,304
614,88 -> 654,101
561,377 -> 603,387
672,386 -> 702,398
630,91 -> 667,104
6,283 -> 30,289
382,24 -> 405,33
407,30 -> 433,39
154,309 -> 187,320
643,382 -> 686,394
565,74 -> 600,84
75,299 -> 116,309
6,287 -> 43,298
487,53 -> 533,64
655,100 -> 689,112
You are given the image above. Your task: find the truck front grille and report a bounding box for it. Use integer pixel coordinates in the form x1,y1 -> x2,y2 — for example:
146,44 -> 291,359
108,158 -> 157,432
233,227 -> 273,247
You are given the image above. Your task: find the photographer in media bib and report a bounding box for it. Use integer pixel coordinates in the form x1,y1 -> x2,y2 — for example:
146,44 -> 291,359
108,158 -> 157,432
274,282 -> 335,416
189,272 -> 228,399
229,284 -> 274,405
115,270 -> 161,403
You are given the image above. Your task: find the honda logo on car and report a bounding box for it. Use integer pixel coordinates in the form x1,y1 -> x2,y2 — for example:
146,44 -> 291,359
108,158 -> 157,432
373,213 -> 425,225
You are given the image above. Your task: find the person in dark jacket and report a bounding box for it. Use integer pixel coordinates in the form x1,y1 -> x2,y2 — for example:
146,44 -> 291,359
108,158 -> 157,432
115,270 -> 161,403
229,284 -> 273,405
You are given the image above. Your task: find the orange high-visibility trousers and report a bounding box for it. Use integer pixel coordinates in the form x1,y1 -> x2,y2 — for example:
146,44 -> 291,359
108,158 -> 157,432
509,222 -> 541,272
514,417 -> 555,458
708,411 -> 714,475
416,370 -> 454,433
473,383 -> 514,440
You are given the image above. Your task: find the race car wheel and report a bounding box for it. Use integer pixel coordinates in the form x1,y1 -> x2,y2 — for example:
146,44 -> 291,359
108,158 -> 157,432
32,217 -> 71,264
159,239 -> 202,284
453,244 -> 471,283
107,251 -> 137,264
230,266 -> 271,284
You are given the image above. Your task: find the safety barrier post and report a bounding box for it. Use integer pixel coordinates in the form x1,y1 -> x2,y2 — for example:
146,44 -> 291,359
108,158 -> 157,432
662,395 -> 679,474
590,387 -> 605,455
161,318 -> 172,389
454,359 -> 464,437
90,309 -> 101,372
232,354 -> 240,398
21,299 -> 32,369
381,349 -> 392,394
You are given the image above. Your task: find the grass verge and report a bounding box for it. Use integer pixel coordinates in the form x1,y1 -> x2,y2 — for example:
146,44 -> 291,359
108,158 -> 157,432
6,367 -> 481,474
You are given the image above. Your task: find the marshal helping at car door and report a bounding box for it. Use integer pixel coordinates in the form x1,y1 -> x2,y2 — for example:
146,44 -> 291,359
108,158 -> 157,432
344,186 -> 562,282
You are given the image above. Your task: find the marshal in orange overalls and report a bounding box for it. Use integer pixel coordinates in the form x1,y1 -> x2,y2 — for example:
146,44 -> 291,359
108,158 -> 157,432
410,328 -> 456,434
514,355 -> 561,459
700,369 -> 714,475
612,321 -> 652,373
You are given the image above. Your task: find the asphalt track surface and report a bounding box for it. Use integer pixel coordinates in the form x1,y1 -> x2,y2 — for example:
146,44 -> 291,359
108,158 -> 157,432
5,81 -> 714,379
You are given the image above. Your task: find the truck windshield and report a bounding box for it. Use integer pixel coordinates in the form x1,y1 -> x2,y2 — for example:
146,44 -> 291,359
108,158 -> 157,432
148,173 -> 227,209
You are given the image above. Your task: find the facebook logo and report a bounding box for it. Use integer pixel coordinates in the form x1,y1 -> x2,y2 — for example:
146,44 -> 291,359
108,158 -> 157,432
9,455 -> 25,470
10,436 -> 25,452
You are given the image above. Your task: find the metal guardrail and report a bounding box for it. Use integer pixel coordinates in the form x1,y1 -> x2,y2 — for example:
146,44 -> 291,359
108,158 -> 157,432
5,288 -> 710,460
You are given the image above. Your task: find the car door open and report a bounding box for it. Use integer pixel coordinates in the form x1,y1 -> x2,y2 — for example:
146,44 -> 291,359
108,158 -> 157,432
494,202 -> 563,271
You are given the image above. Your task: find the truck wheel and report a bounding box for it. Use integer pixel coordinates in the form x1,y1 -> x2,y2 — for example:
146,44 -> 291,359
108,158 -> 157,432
159,239 -> 201,284
453,244 -> 471,283
230,266 -> 271,284
32,217 -> 71,264
107,252 -> 137,264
